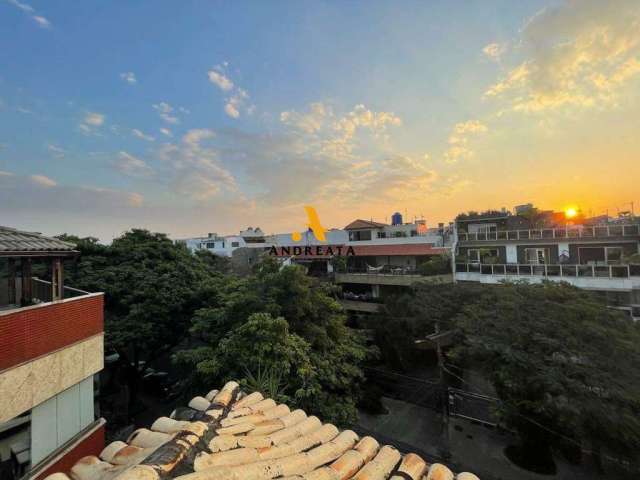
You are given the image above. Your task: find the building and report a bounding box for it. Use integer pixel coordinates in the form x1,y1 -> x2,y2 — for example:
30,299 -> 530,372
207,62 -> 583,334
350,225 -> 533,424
0,227 -> 105,480
454,207 -> 640,319
179,217 -> 454,314
40,380 -> 480,480
176,227 -> 267,258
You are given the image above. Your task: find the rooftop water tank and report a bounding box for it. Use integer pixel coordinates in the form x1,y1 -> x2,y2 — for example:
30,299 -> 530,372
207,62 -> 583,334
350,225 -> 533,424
391,212 -> 403,226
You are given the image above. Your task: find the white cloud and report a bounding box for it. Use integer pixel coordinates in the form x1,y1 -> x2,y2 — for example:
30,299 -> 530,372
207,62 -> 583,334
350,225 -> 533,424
132,129 -> 155,142
30,174 -> 57,187
84,112 -> 104,126
156,128 -> 237,201
7,0 -> 51,28
484,0 -> 640,112
78,111 -> 105,134
483,42 -> 506,61
32,15 -> 50,28
153,102 -> 180,124
47,144 -> 65,158
159,128 -> 173,137
120,72 -> 137,85
207,70 -> 234,91
207,64 -> 250,119
114,151 -> 154,178
16,106 -> 32,114
444,120 -> 488,164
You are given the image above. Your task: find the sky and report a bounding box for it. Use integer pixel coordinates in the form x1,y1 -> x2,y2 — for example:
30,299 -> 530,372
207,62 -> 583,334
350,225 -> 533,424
1,0 -> 639,241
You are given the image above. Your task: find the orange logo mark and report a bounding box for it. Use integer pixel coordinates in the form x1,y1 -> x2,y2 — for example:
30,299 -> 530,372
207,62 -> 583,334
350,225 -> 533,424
292,206 -> 327,242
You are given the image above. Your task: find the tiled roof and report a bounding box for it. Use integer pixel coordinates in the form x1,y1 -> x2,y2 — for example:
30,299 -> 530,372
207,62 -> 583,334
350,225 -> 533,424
344,220 -> 388,230
0,226 -> 77,255
350,244 -> 448,256
46,381 -> 478,480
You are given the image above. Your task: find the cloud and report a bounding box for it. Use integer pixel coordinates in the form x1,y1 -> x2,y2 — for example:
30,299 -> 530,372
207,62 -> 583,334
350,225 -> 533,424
47,144 -> 65,158
207,64 -> 250,119
30,174 -> 57,187
156,129 -> 237,201
444,120 -> 488,164
7,0 -> 51,28
84,113 -> 104,126
159,128 -> 173,137
484,0 -> 640,112
132,128 -> 155,142
114,151 -> 154,178
32,15 -> 50,28
78,111 -> 105,134
153,102 -> 180,124
120,72 -> 137,85
0,171 -> 144,224
483,42 -> 507,61
208,70 -> 234,91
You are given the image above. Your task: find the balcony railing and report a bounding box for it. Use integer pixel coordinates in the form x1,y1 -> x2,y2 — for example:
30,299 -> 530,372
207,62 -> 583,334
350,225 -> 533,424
32,277 -> 91,303
457,224 -> 640,242
456,263 -> 640,278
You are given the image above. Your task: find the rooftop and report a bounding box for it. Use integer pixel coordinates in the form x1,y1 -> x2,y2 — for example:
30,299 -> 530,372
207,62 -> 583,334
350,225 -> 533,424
0,226 -> 77,256
44,381 -> 478,480
344,219 -> 388,230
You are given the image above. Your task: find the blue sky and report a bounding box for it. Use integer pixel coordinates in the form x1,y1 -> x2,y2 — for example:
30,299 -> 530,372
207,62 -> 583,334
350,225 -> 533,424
1,0 -> 639,240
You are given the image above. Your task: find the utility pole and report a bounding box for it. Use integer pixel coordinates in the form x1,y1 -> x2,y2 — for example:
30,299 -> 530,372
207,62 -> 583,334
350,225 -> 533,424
435,321 -> 451,460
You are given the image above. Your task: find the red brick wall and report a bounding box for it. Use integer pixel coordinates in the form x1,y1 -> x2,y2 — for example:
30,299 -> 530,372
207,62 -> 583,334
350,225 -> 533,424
0,294 -> 104,372
35,421 -> 105,480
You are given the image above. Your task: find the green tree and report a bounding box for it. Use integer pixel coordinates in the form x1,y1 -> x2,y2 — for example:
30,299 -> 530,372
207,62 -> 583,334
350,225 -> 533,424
176,258 -> 370,425
452,282 -> 640,467
59,229 -> 229,367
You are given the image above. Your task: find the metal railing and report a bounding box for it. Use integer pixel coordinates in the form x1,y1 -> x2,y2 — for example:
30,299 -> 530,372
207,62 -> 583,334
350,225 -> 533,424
458,224 -> 640,242
455,263 -> 640,278
32,278 -> 91,303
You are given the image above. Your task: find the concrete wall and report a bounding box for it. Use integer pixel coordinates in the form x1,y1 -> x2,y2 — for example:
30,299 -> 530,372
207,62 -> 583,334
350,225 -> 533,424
0,334 -> 103,423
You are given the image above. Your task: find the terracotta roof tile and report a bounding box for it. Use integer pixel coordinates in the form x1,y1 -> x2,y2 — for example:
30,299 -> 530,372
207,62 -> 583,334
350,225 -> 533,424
344,220 -> 388,230
0,226 -> 77,254
45,381 -> 479,480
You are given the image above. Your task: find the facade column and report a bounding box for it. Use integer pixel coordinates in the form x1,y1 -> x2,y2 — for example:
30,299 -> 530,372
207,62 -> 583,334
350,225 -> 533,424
21,258 -> 32,306
7,258 -> 16,305
52,258 -> 64,300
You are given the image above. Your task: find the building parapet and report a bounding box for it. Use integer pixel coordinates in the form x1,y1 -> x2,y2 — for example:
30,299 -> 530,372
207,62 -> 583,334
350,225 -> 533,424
457,224 -> 640,243
455,263 -> 640,291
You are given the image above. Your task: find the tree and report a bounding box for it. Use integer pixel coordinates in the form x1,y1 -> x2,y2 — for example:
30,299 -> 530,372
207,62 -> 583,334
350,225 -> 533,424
377,281 -> 640,469
452,282 -> 640,468
176,258 -> 371,426
60,229 -> 229,367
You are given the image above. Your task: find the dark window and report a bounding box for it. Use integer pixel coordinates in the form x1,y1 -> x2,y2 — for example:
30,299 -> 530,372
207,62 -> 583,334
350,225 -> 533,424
232,241 -> 240,247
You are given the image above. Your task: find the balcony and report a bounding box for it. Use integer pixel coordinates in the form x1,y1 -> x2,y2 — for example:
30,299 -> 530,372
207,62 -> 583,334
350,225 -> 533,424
457,224 -> 640,243
0,290 -> 104,423
335,268 -> 453,286
455,262 -> 640,291
339,299 -> 381,313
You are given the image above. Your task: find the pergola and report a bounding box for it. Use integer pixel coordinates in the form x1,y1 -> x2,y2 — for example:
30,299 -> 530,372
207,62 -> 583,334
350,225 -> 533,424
0,227 -> 78,307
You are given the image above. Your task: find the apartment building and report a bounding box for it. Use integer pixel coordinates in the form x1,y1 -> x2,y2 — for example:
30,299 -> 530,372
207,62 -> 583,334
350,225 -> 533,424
0,227 -> 105,480
454,207 -> 640,319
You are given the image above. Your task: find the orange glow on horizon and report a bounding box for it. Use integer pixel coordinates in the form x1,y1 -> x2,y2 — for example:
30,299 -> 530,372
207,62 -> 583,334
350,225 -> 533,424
565,207 -> 578,218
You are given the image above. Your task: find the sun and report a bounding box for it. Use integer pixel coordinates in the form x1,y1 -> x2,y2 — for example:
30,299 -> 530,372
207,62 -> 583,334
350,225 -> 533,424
565,207 -> 578,218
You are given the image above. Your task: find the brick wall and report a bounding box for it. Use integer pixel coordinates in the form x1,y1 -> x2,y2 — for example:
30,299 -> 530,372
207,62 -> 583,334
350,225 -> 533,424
34,420 -> 106,480
0,294 -> 104,372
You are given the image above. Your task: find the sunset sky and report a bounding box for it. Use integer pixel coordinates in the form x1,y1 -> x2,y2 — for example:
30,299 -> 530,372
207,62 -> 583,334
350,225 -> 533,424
1,0 -> 639,241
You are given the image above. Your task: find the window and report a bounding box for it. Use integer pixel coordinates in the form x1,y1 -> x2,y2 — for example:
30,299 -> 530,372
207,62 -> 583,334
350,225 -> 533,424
606,247 -> 623,264
468,249 -> 480,263
206,242 -> 215,248
349,230 -> 372,241
525,248 -> 548,265
231,241 -> 240,247
376,231 -> 386,239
